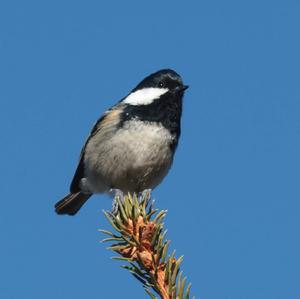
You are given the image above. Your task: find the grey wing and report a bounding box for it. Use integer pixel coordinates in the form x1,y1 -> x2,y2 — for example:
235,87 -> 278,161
69,106 -> 122,193
70,155 -> 85,193
70,116 -> 105,193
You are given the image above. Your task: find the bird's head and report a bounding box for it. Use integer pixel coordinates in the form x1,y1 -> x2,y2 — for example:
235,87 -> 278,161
122,69 -> 188,106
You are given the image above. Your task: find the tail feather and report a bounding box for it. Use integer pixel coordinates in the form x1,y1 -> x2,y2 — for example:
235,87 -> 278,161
55,192 -> 92,216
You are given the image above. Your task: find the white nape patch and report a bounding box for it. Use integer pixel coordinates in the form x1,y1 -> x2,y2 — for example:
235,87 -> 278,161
123,87 -> 169,106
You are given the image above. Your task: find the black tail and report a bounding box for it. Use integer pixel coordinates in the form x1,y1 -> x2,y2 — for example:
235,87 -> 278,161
55,192 -> 92,216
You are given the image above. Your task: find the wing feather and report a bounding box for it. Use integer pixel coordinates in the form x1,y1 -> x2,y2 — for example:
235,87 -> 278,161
70,106 -> 122,193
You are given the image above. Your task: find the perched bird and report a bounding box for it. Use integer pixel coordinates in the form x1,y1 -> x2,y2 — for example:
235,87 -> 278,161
55,69 -> 188,215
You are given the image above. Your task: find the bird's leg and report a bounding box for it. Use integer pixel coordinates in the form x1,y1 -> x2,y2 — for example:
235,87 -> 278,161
110,188 -> 125,215
138,189 -> 152,203
110,189 -> 152,214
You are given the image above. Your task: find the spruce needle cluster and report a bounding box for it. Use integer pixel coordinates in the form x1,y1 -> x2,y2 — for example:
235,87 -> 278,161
100,192 -> 195,299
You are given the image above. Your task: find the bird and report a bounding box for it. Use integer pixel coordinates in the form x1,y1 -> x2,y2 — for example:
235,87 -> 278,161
55,69 -> 188,215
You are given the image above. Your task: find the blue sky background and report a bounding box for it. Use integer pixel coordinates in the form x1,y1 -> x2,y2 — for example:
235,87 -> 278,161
1,1 -> 299,298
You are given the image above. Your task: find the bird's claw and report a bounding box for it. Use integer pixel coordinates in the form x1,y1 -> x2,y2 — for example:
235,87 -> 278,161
110,189 -> 125,215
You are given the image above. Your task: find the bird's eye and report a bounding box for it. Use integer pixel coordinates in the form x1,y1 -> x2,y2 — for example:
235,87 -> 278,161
158,81 -> 165,88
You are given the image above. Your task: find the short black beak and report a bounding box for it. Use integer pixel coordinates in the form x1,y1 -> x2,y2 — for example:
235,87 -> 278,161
175,85 -> 189,93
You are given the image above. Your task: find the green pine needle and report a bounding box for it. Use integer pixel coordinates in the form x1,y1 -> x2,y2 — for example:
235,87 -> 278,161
100,192 -> 195,299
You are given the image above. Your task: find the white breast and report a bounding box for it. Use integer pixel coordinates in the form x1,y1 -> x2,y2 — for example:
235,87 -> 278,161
83,120 -> 175,193
119,120 -> 174,165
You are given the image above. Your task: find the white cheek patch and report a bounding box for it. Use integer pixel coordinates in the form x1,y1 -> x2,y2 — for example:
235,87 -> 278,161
123,87 -> 169,106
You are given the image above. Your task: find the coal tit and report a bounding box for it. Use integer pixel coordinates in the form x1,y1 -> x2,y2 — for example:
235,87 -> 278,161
55,69 -> 188,215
